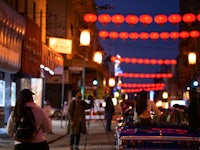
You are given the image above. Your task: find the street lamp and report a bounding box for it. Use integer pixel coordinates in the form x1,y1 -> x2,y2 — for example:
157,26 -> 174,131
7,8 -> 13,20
80,29 -> 90,100
93,51 -> 103,64
162,91 -> 169,109
108,77 -> 116,87
188,52 -> 196,80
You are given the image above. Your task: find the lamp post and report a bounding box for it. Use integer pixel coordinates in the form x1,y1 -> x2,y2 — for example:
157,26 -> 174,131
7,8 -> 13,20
80,29 -> 90,100
188,52 -> 196,80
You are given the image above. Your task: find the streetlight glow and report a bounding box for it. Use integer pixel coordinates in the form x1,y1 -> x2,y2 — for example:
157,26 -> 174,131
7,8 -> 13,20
188,52 -> 196,65
93,51 -> 103,64
80,29 -> 90,46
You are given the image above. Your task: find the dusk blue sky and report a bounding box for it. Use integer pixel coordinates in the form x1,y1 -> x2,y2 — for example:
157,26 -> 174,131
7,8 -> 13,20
95,0 -> 180,83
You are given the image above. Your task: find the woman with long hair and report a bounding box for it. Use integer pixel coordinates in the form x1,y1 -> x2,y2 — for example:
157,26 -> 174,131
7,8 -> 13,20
136,90 -> 161,125
7,89 -> 52,150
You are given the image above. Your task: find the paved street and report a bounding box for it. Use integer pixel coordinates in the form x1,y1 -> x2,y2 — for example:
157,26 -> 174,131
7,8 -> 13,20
0,119 -> 117,150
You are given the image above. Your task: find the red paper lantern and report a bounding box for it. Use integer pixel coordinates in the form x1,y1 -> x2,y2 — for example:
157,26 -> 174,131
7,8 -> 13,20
83,13 -> 97,23
182,13 -> 196,24
154,14 -> 167,25
131,58 -> 137,64
98,30 -> 109,39
197,14 -> 200,22
129,32 -> 139,40
190,30 -> 200,38
143,59 -> 150,64
111,14 -> 125,26
163,59 -> 170,65
170,31 -> 179,40
157,59 -> 163,65
160,32 -> 169,40
119,32 -> 129,40
125,14 -> 139,25
149,32 -> 159,40
109,31 -> 118,40
168,14 -> 181,25
139,14 -> 153,26
170,60 -> 177,65
150,59 -> 157,65
137,58 -> 144,64
139,32 -> 149,40
179,31 -> 189,39
98,14 -> 111,25
126,58 -> 132,63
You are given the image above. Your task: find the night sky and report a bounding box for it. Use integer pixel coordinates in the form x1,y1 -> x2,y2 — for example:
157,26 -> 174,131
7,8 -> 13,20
94,0 -> 180,84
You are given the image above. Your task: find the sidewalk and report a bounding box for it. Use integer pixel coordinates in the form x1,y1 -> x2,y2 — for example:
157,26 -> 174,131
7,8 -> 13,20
0,119 -> 68,149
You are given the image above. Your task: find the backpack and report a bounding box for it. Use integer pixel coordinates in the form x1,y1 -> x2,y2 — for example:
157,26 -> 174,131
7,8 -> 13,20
13,107 -> 38,143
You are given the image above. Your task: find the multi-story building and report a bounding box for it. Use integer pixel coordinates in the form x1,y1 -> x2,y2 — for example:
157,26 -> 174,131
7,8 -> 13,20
176,0 -> 200,93
0,0 -> 110,125
168,0 -> 200,101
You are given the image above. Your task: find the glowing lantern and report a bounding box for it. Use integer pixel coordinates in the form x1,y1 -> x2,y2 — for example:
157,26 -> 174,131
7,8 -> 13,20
149,32 -> 159,40
154,14 -> 167,25
138,58 -> 144,64
168,14 -> 181,25
170,31 -> 179,40
163,59 -> 170,65
182,13 -> 196,24
119,32 -> 129,40
150,59 -> 157,65
83,13 -> 97,23
139,14 -> 153,26
131,58 -> 137,64
109,31 -> 119,40
98,30 -> 109,39
129,32 -> 139,40
171,59 -> 177,65
160,32 -> 169,40
157,59 -> 163,65
197,14 -> 200,22
179,31 -> 189,39
190,30 -> 200,38
143,59 -> 150,64
112,14 -> 125,26
125,14 -> 139,25
98,14 -> 111,25
139,32 -> 149,40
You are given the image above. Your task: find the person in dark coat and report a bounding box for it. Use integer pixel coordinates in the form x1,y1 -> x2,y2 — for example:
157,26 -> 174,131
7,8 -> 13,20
187,88 -> 200,131
104,93 -> 115,132
67,91 -> 94,150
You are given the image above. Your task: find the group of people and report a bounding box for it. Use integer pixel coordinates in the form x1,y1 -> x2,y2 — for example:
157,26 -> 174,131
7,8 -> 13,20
6,89 -> 94,150
5,87 -> 200,150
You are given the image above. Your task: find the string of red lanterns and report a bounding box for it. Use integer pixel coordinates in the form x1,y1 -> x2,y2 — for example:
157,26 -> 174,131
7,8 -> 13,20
84,13 -> 199,25
98,30 -> 200,40
119,83 -> 165,88
117,73 -> 173,78
122,86 -> 164,93
111,56 -> 177,65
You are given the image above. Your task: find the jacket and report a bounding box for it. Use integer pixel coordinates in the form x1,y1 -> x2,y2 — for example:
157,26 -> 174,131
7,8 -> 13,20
67,99 -> 93,135
6,102 -> 52,144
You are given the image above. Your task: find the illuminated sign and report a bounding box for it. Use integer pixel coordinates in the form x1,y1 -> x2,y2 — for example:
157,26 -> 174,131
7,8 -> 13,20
49,37 -> 72,54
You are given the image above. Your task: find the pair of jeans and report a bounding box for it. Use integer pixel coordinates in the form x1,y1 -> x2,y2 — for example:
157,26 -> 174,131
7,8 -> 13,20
15,141 -> 49,150
105,112 -> 113,131
70,134 -> 80,147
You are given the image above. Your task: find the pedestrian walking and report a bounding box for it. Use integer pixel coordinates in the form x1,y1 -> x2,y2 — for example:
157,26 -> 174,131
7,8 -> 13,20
104,92 -> 115,132
67,91 -> 94,150
6,89 -> 52,150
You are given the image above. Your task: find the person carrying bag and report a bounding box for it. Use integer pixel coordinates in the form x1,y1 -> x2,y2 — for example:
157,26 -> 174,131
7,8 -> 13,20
6,89 -> 52,150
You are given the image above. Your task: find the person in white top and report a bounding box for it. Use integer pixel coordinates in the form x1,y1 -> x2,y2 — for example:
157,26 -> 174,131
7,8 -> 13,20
136,90 -> 162,125
6,89 -> 52,150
